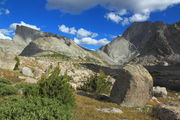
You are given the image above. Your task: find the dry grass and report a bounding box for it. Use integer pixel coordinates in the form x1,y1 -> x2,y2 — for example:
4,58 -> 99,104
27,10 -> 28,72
74,95 -> 157,120
0,69 -> 22,83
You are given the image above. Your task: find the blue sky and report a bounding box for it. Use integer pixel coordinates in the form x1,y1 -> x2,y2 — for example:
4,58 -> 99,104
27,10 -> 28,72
0,0 -> 180,50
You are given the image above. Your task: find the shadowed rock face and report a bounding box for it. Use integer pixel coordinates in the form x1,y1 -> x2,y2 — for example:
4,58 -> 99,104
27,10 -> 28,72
99,21 -> 180,65
123,21 -> 180,56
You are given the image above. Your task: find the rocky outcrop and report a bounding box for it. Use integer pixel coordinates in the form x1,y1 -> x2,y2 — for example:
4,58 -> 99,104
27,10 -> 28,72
100,21 -> 180,65
0,49 -> 16,70
110,64 -> 153,107
146,65 -> 180,91
99,37 -> 139,65
153,102 -> 180,120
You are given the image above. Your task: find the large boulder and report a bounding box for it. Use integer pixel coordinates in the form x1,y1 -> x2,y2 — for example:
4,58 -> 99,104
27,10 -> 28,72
153,102 -> 180,120
110,64 -> 153,107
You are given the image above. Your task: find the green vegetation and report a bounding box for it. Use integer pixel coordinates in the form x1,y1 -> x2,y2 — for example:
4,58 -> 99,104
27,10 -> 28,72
0,84 -> 18,96
0,96 -> 72,120
39,67 -> 75,106
16,83 -> 40,97
41,53 -> 71,61
80,70 -> 112,94
0,67 -> 75,120
0,78 -> 11,84
14,56 -> 20,70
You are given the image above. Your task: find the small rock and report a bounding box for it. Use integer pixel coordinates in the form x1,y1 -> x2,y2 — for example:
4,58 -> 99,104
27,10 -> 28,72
92,94 -> 109,101
97,107 -> 123,114
18,89 -> 24,95
153,102 -> 180,120
153,86 -> 167,98
151,96 -> 161,104
21,67 -> 34,77
76,90 -> 87,96
24,78 -> 37,83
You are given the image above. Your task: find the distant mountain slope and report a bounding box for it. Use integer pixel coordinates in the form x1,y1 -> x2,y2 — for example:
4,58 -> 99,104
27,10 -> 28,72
99,21 -> 180,65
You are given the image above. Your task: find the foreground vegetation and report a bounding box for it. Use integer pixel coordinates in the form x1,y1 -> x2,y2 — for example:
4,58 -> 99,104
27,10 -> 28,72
0,67 -> 75,120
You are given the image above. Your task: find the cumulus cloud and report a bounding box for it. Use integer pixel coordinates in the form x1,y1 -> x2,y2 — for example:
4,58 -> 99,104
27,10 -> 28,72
58,24 -> 98,38
0,32 -> 12,40
10,21 -> 40,30
46,0 -> 180,24
58,24 -> 109,46
74,37 -> 110,45
0,8 -> 10,15
77,28 -> 92,37
105,12 -> 123,23
46,0 -> 180,14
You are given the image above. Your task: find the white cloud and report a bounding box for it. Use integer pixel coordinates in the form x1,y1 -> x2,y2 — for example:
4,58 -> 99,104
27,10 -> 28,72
10,21 -> 40,30
91,33 -> 99,38
0,21 -> 40,40
118,9 -> 128,16
58,24 -> 99,38
0,32 -> 12,40
59,24 -> 70,33
74,37 -> 110,45
46,0 -> 180,14
105,12 -> 123,23
5,9 -> 10,14
0,29 -> 11,35
122,18 -> 130,26
0,8 -> 10,15
47,0 -> 180,25
129,13 -> 150,22
58,24 -> 107,46
69,27 -> 77,35
77,28 -> 92,37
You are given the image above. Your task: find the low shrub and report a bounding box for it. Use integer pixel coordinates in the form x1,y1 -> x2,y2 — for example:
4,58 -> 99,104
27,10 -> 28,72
0,96 -> 73,120
39,67 -> 75,107
80,70 -> 112,94
0,84 -> 18,96
0,78 -> 11,84
14,56 -> 20,70
15,83 -> 40,97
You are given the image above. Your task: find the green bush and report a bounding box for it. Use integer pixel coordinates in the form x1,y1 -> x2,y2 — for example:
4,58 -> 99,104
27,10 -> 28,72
80,70 -> 112,94
15,83 -> 40,97
14,56 -> 20,70
0,78 -> 11,84
0,84 -> 18,96
0,96 -> 73,120
39,67 -> 75,107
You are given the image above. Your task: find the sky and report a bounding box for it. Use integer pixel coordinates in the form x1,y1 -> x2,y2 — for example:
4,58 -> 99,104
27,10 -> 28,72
0,0 -> 180,50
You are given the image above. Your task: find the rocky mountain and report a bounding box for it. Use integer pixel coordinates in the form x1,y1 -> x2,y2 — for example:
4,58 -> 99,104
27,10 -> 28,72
0,25 -> 103,64
100,21 -> 180,65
